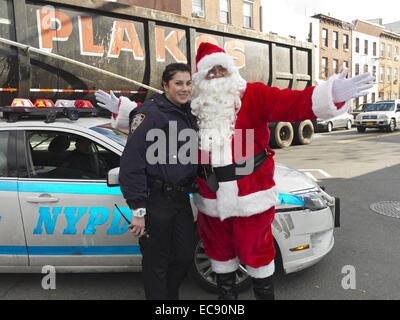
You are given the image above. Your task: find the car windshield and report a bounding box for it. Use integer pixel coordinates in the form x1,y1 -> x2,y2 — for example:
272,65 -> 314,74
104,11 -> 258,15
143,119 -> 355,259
356,103 -> 374,111
365,103 -> 395,111
90,124 -> 128,146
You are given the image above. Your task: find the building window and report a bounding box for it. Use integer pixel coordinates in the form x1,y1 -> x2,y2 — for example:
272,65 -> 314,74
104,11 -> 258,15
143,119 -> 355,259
372,92 -> 376,102
355,38 -> 359,53
322,28 -> 328,47
343,60 -> 349,72
333,59 -> 339,73
373,42 -> 377,56
355,63 -> 359,76
243,1 -> 253,28
380,66 -> 384,82
394,68 -> 399,83
322,57 -> 328,78
388,44 -> 392,59
192,0 -> 205,18
332,31 -> 338,49
388,67 -> 392,83
364,40 -> 368,55
373,65 -> 377,80
364,65 -> 368,73
220,0 -> 230,24
395,46 -> 399,60
380,43 -> 385,57
343,34 -> 349,50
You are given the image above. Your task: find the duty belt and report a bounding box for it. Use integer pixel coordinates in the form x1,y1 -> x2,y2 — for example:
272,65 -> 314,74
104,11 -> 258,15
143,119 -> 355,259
147,176 -> 199,194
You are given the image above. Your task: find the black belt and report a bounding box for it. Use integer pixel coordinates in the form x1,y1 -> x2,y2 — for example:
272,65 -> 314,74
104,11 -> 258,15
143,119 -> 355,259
147,176 -> 198,194
199,149 -> 268,192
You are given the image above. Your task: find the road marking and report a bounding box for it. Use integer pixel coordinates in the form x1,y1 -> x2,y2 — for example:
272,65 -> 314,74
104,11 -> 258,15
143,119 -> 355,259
298,169 -> 331,181
337,132 -> 400,143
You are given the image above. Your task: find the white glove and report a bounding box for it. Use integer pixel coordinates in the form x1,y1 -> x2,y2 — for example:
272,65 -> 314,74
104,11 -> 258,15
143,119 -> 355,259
332,68 -> 375,103
95,89 -> 120,114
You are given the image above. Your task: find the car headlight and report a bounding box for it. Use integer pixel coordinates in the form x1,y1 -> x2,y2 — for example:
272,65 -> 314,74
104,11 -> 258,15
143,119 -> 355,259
296,191 -> 327,211
378,114 -> 388,119
356,114 -> 362,120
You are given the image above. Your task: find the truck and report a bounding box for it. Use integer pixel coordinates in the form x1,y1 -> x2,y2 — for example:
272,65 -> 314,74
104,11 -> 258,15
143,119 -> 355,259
0,0 -> 316,148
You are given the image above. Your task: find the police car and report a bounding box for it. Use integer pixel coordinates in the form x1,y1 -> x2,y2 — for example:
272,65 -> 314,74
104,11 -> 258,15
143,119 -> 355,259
0,99 -> 339,292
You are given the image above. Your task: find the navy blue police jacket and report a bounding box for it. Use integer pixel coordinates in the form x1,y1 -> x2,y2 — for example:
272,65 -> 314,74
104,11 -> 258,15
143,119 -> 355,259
119,93 -> 198,210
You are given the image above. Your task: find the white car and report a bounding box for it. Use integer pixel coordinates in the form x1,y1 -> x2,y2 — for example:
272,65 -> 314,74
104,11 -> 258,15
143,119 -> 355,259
354,100 -> 400,133
0,104 -> 339,292
316,113 -> 354,132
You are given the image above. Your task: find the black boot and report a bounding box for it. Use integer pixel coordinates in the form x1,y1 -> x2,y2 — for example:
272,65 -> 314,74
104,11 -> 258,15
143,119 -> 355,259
252,275 -> 274,300
216,271 -> 238,300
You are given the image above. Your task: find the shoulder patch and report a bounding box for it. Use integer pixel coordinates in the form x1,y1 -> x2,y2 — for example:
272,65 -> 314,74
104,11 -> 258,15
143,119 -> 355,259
130,113 -> 146,133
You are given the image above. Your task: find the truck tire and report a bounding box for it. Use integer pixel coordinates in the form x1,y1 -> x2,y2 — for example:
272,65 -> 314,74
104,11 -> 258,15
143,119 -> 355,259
293,120 -> 314,145
357,126 -> 366,133
269,122 -> 294,148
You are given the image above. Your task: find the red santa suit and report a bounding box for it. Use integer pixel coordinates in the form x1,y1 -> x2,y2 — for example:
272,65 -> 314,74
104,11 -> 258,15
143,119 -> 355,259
190,42 -> 350,279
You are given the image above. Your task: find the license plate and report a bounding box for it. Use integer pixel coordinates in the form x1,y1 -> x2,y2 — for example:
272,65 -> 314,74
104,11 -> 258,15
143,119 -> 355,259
366,122 -> 373,126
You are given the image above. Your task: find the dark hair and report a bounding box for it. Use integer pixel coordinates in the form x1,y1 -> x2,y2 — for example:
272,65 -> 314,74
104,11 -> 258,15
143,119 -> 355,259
161,63 -> 191,88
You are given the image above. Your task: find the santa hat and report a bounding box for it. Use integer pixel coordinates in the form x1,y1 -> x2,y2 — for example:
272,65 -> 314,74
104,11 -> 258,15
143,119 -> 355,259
195,42 -> 236,73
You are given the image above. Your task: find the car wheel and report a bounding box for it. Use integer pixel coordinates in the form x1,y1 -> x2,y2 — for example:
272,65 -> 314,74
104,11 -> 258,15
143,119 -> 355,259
357,126 -> 366,133
387,119 -> 396,132
326,122 -> 333,132
188,228 -> 252,293
346,120 -> 352,130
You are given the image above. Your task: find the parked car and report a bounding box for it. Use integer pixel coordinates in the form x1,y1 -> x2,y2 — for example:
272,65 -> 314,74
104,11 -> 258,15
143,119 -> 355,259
354,100 -> 400,133
0,101 -> 339,292
316,113 -> 354,132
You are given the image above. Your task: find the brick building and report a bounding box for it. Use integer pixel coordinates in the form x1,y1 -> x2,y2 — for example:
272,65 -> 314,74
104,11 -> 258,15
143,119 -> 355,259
378,30 -> 400,100
119,0 -> 261,32
311,14 -> 353,82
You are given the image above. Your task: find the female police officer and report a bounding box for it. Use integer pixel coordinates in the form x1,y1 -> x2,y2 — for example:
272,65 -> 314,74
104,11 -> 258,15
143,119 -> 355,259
97,63 -> 198,300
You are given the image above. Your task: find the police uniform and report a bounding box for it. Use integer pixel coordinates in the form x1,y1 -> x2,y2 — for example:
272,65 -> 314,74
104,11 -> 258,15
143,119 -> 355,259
119,93 -> 198,300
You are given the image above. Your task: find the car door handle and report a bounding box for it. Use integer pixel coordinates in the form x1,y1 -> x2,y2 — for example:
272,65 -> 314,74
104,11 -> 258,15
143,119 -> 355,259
27,194 -> 59,203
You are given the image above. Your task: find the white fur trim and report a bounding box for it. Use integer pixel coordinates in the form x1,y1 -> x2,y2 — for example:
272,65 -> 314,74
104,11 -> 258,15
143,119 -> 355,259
197,52 -> 236,74
211,257 -> 239,274
111,96 -> 137,130
312,74 -> 351,119
193,186 -> 279,221
246,260 -> 275,278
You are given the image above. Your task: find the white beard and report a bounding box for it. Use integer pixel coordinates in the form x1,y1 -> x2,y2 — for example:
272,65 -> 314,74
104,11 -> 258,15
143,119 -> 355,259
191,71 -> 246,159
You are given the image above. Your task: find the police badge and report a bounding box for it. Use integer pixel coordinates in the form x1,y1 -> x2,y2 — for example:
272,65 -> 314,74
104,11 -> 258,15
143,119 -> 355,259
130,114 -> 146,133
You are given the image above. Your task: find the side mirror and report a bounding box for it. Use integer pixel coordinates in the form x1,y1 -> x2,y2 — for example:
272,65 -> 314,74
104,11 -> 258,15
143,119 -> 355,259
107,167 -> 120,187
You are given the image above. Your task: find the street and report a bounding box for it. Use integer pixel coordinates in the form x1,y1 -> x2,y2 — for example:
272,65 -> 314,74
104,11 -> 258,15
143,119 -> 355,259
1,127 -> 400,300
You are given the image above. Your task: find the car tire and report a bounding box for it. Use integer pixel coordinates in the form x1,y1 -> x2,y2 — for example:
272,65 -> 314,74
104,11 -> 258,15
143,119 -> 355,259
188,227 -> 284,293
387,119 -> 396,132
326,122 -> 333,132
269,122 -> 294,148
293,120 -> 314,145
346,120 -> 352,130
188,228 -> 252,293
357,126 -> 366,133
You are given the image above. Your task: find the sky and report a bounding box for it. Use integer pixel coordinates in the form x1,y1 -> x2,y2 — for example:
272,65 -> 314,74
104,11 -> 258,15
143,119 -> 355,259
261,0 -> 400,40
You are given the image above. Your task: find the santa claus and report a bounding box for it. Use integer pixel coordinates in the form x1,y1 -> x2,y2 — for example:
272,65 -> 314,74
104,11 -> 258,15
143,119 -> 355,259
95,42 -> 373,300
